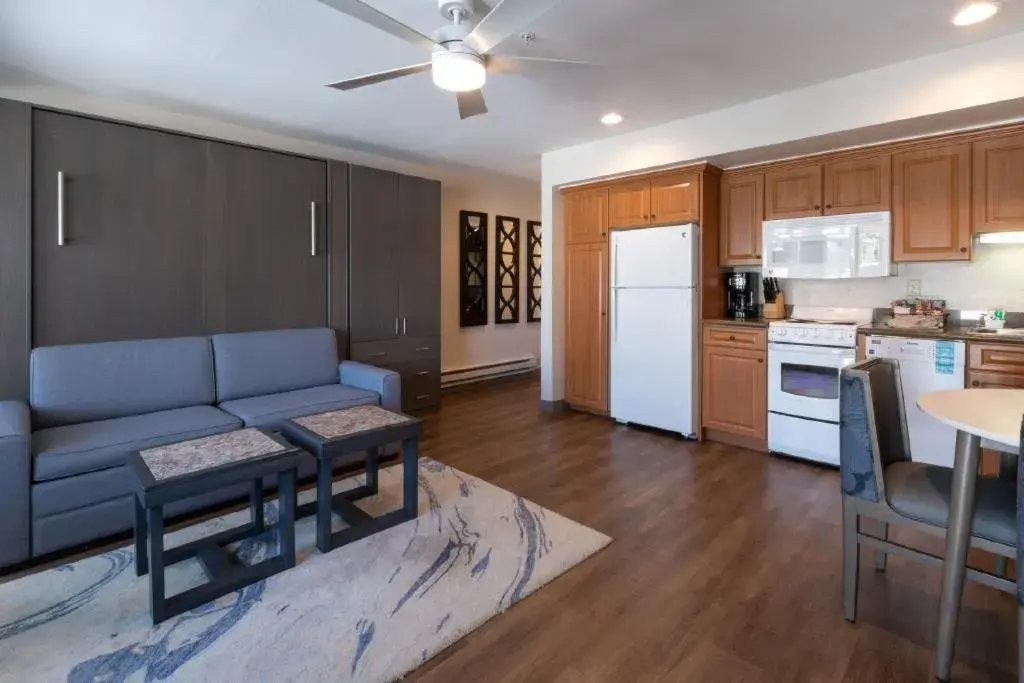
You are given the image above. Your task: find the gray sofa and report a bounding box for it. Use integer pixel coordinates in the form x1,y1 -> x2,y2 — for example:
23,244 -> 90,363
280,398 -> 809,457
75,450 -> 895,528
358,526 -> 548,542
0,328 -> 400,569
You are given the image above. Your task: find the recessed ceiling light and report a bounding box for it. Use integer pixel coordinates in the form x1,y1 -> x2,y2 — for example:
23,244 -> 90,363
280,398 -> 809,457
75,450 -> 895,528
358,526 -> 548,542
601,112 -> 624,126
953,1 -> 1001,26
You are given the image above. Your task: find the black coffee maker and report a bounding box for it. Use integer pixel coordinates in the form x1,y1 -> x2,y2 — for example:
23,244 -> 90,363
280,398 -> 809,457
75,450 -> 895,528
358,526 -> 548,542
725,272 -> 760,319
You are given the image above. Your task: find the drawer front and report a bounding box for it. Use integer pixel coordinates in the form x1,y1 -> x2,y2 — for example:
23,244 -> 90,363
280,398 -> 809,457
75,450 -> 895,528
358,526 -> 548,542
702,325 -> 766,350
968,342 -> 1024,374
397,359 -> 440,411
350,336 -> 440,367
967,371 -> 1024,390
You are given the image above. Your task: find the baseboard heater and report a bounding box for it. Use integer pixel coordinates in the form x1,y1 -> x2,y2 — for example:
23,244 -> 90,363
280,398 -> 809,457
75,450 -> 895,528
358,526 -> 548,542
441,357 -> 537,389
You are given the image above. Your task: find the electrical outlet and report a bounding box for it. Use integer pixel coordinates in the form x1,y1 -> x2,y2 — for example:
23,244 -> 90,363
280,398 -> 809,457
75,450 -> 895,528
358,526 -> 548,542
906,279 -> 922,297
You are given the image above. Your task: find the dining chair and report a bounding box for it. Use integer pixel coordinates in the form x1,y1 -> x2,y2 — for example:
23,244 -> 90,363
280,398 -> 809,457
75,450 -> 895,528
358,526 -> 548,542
1016,416 -> 1024,682
840,358 -> 1017,625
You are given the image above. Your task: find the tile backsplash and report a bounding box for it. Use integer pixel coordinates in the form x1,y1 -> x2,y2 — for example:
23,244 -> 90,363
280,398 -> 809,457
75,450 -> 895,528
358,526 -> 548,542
780,243 -> 1024,311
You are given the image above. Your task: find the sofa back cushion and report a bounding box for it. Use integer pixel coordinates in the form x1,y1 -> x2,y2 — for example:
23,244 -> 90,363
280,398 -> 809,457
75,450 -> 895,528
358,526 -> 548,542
30,337 -> 216,429
211,328 -> 339,402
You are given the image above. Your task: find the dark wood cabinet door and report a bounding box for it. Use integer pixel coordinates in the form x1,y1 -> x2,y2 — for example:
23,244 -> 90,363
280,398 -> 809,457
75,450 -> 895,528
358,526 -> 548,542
328,161 -> 350,355
720,173 -> 764,265
397,174 -> 441,339
205,142 -> 327,333
0,99 -> 30,400
973,132 -> 1024,233
892,143 -> 971,262
349,165 -> 400,343
564,242 -> 608,411
33,111 -> 209,346
764,164 -> 823,219
823,154 -> 891,215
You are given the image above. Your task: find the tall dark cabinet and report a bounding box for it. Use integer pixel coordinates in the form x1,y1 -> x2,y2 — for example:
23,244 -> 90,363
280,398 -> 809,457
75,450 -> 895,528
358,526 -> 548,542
349,165 -> 442,410
1,101 -> 442,413
32,111 -> 210,346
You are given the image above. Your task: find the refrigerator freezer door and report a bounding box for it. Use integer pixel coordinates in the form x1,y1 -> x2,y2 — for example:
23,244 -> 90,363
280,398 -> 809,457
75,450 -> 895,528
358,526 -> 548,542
612,225 -> 696,289
610,287 -> 696,435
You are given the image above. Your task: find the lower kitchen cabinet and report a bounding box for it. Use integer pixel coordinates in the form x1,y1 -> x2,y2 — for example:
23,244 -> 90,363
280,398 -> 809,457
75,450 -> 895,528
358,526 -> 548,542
701,324 -> 767,444
564,242 -> 608,412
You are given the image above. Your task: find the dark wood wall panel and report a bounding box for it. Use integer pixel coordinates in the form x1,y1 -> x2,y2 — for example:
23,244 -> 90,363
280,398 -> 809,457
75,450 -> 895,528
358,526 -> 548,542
328,161 -> 350,356
398,174 -> 441,338
32,111 -> 209,347
0,100 -> 31,400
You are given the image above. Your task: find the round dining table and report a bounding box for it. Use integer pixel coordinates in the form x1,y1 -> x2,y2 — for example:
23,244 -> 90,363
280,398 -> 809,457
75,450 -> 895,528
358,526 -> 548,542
917,388 -> 1024,682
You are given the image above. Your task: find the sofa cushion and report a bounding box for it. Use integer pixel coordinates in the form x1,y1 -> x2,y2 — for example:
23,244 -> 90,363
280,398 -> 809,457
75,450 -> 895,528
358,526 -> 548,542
219,384 -> 379,427
30,337 -> 216,429
32,406 -> 242,482
211,328 -> 339,402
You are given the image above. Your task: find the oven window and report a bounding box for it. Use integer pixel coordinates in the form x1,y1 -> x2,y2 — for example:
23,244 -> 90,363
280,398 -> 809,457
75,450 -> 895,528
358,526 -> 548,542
780,362 -> 839,399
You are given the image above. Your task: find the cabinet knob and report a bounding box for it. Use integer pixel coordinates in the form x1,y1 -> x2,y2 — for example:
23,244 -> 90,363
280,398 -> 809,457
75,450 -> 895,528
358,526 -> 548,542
825,204 -> 832,210
651,213 -> 657,221
960,247 -> 968,253
758,358 -> 764,364
728,335 -> 736,341
601,232 -> 607,237
814,205 -> 821,211
601,311 -> 607,317
971,380 -> 980,387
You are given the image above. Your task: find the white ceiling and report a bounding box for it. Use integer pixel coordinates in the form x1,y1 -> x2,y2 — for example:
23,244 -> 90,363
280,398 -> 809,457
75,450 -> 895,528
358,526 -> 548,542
1,0 -> 1022,180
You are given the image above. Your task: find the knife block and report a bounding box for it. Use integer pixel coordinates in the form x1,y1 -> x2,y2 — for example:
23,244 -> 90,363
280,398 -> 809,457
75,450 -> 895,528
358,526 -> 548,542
763,293 -> 786,320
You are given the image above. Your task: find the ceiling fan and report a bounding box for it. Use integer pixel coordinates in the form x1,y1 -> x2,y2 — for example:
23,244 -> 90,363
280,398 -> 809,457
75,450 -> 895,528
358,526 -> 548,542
318,0 -> 584,119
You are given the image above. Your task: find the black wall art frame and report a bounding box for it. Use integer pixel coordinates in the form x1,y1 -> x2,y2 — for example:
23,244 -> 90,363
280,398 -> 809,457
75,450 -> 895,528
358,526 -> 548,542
459,210 -> 488,327
494,215 -> 521,325
526,220 -> 542,322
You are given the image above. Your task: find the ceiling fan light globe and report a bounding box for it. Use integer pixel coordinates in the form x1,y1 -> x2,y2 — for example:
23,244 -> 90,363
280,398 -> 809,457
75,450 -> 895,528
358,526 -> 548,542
952,0 -> 1001,25
432,50 -> 486,92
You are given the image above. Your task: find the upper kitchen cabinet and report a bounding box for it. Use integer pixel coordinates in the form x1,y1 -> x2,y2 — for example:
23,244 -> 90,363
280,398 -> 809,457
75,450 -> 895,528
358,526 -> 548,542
764,164 -> 822,220
892,143 -> 972,262
973,131 -> 1024,233
720,172 -> 764,266
564,187 -> 609,244
649,172 -> 699,225
822,154 -> 891,215
608,179 -> 651,228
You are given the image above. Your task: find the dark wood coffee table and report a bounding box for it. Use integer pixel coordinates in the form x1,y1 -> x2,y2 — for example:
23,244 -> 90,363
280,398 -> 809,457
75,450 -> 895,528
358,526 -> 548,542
127,428 -> 304,624
279,405 -> 421,553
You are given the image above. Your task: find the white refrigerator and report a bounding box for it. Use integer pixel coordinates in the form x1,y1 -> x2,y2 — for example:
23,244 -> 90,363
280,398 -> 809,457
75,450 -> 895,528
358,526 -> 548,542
610,224 -> 698,437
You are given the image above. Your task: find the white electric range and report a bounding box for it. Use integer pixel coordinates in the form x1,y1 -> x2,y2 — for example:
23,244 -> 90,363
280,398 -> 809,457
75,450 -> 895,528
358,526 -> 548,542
767,307 -> 873,466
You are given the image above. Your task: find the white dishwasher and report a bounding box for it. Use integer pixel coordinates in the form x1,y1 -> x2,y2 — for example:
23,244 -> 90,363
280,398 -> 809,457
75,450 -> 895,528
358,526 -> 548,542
865,336 -> 965,467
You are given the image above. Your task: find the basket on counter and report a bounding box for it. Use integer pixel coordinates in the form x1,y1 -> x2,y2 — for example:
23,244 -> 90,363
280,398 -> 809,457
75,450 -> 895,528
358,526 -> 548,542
886,298 -> 948,329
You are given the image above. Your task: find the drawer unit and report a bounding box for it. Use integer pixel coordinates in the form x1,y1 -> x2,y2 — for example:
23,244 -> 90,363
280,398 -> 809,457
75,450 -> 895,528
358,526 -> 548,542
967,371 -> 1024,390
702,325 -> 767,350
398,359 -> 441,412
967,342 -> 1024,375
350,336 -> 440,367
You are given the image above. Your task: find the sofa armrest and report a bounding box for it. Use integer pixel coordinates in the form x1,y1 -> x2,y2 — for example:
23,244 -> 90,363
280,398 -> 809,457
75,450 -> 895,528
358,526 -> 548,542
339,362 -> 402,412
0,400 -> 31,568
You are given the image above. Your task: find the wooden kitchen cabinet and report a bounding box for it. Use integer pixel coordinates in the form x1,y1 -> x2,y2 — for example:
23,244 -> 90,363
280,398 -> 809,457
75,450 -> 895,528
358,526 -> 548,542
650,172 -> 699,225
974,131 -> 1024,233
564,242 -> 608,412
701,324 -> 767,443
565,187 -> 609,245
823,154 -> 891,215
968,342 -> 1024,375
764,164 -> 823,220
892,143 -> 972,262
608,179 -> 651,229
720,173 -> 764,265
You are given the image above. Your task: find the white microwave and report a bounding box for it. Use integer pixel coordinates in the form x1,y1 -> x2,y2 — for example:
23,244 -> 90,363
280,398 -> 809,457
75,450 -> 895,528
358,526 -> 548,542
761,211 -> 891,279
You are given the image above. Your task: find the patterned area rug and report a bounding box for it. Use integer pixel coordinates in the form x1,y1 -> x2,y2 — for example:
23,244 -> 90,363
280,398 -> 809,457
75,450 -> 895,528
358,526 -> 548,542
0,459 -> 610,682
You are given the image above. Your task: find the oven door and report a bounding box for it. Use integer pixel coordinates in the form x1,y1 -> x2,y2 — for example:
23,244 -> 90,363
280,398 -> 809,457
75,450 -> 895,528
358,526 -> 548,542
768,342 -> 856,422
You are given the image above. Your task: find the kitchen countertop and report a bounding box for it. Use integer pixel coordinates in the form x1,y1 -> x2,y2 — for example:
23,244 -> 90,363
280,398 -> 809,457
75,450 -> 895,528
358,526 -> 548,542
858,322 -> 1024,346
703,318 -> 771,328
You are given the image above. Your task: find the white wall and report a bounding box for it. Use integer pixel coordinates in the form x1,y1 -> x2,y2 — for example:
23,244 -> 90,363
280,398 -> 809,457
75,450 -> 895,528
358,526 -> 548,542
539,30 -> 1024,401
781,244 -> 1024,312
441,179 -> 542,373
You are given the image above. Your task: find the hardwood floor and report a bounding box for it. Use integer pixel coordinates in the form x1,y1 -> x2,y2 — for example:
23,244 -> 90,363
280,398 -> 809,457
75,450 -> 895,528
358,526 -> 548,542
409,375 -> 1016,682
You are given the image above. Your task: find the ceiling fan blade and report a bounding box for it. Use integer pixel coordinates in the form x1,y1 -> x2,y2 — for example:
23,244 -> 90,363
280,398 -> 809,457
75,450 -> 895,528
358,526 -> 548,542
317,0 -> 438,50
327,62 -> 432,91
465,0 -> 563,55
456,90 -> 488,120
487,55 -> 593,75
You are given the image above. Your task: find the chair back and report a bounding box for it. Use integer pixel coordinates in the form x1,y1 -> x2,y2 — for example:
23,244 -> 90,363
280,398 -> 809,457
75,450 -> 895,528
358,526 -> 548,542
839,358 -> 912,503
1017,417 -> 1024,606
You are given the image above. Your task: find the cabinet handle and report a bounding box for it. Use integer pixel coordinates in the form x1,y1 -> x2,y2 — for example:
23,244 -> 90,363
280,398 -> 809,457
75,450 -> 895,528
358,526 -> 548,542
402,317 -> 407,335
415,394 -> 431,400
57,171 -> 66,246
368,351 -> 386,357
415,346 -> 431,352
394,318 -> 399,335
416,370 -> 430,376
310,201 -> 317,256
